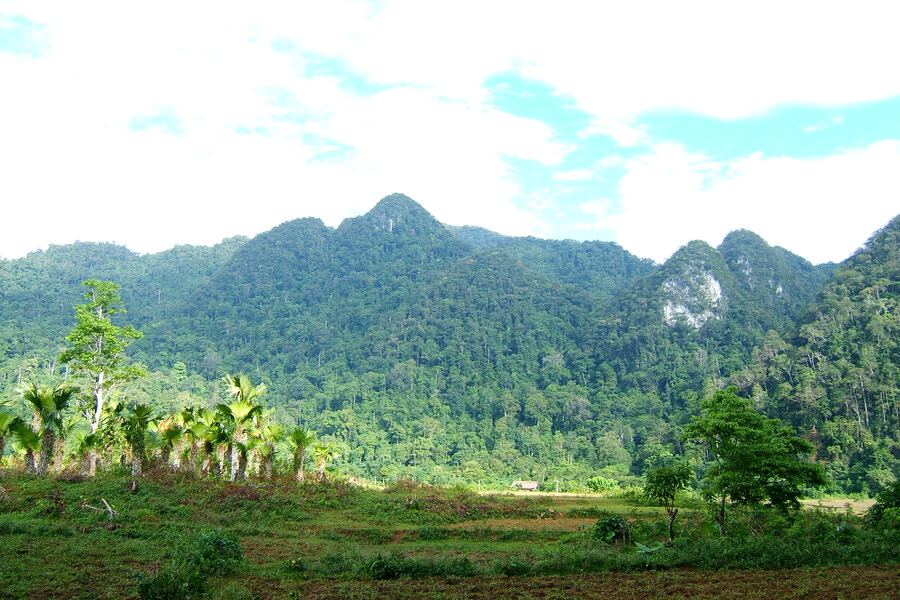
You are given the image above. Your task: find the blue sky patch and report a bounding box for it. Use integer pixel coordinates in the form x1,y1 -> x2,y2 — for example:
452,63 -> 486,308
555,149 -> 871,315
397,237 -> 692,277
0,13 -> 47,57
639,96 -> 900,160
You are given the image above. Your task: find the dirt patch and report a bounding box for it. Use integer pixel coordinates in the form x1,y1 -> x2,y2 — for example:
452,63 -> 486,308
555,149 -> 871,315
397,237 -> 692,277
216,484 -> 261,502
801,498 -> 875,515
294,565 -> 900,599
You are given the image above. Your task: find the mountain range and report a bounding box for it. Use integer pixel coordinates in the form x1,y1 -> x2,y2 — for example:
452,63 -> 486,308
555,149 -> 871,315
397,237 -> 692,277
1,194 -> 896,492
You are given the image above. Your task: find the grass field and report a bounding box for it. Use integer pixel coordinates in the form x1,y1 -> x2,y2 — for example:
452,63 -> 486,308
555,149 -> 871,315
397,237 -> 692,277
0,469 -> 896,599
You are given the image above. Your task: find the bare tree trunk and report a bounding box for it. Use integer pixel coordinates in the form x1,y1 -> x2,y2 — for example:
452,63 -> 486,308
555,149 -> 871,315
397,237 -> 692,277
667,507 -> 678,544
37,429 -> 56,475
87,372 -> 105,478
717,496 -> 727,536
0,436 -> 5,466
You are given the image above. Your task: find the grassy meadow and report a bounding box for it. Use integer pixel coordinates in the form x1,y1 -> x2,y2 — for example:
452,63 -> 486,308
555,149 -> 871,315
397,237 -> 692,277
1,469 -> 897,599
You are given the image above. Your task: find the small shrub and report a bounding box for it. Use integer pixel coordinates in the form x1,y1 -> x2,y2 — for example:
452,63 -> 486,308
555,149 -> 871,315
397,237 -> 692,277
211,583 -> 255,600
137,530 -> 243,600
591,515 -> 631,544
368,552 -> 478,579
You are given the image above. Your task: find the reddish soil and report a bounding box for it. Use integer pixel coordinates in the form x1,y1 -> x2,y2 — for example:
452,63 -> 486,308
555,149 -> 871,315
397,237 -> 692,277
281,565 -> 900,600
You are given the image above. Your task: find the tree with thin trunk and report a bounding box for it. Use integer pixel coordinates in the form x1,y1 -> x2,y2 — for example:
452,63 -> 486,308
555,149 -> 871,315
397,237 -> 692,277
289,428 -> 316,482
644,460 -> 694,544
58,280 -> 144,476
685,387 -> 827,535
21,383 -> 78,475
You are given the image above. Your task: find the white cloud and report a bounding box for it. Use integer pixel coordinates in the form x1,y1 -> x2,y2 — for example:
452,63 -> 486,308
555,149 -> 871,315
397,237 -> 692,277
0,1 -> 899,259
599,140 -> 900,264
553,169 -> 595,182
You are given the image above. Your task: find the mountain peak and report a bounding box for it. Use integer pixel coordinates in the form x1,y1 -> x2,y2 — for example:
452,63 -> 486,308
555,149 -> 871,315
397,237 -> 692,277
368,193 -> 433,219
339,193 -> 444,237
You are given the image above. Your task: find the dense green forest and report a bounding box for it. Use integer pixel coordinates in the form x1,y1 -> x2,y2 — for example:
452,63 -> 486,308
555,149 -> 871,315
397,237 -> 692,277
1,194 -> 897,493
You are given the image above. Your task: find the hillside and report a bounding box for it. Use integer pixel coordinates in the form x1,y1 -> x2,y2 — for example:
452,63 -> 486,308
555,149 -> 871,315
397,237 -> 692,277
0,195 -> 896,492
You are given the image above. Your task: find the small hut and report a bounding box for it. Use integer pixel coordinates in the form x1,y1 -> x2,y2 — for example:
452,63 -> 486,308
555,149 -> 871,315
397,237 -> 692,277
511,480 -> 539,491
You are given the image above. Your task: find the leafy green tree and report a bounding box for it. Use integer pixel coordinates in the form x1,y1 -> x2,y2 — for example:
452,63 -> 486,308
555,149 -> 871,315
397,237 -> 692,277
685,387 -> 827,534
289,428 -> 316,482
644,460 -> 694,544
21,383 -> 78,475
58,280 -> 144,476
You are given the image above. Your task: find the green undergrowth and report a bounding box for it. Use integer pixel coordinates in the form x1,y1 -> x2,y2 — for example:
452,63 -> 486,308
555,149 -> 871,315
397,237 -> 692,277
0,470 -> 896,599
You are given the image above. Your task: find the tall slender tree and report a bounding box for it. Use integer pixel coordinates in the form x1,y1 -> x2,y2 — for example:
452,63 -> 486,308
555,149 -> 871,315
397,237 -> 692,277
58,280 -> 144,476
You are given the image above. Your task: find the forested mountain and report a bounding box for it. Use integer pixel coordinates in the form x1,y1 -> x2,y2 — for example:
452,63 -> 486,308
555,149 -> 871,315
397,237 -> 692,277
0,194 -> 896,492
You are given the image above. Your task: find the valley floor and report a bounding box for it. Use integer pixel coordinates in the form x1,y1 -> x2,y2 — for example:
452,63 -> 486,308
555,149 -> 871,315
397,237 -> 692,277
0,470 -> 896,599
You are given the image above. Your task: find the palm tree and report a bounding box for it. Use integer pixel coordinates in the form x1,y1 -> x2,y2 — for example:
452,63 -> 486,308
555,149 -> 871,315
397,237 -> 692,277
13,424 -> 40,474
75,432 -> 101,475
312,442 -> 338,483
201,419 -> 229,477
0,411 -> 19,467
289,428 -> 316,482
157,423 -> 183,469
253,422 -> 283,479
21,383 -> 78,475
220,374 -> 266,481
120,403 -> 155,491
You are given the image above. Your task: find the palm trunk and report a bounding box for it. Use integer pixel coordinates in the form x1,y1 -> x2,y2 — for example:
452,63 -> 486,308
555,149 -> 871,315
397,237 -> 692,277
235,451 -> 247,481
231,425 -> 245,481
262,451 -> 273,480
224,442 -> 234,479
190,441 -> 200,474
37,429 -> 56,475
24,448 -> 36,474
161,446 -> 171,469
0,436 -> 6,466
131,437 -> 144,492
294,448 -> 305,482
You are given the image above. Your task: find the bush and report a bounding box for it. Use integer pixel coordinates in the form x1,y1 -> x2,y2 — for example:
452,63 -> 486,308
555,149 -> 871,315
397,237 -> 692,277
137,530 -> 243,600
590,515 -> 631,544
867,480 -> 899,525
368,552 -> 477,579
586,476 -> 619,493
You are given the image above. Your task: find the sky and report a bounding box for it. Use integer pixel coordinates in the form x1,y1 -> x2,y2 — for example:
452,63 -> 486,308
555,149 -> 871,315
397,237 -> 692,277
1,1 -> 898,264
